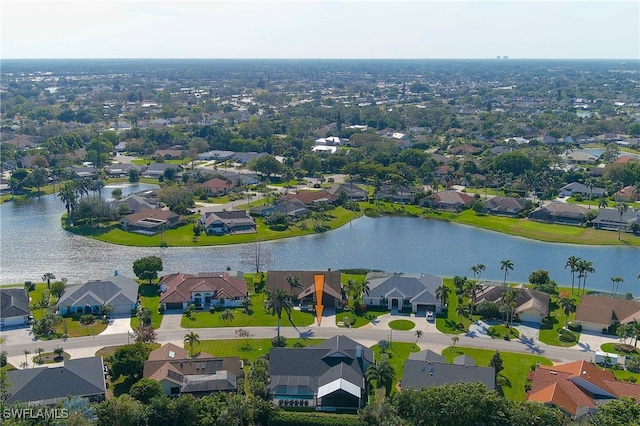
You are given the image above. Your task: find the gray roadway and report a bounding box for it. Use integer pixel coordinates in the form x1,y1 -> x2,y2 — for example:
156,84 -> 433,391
2,326 -> 594,364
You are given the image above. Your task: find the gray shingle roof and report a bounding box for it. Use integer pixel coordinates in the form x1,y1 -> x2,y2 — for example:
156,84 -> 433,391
1,288 -> 30,318
400,359 -> 495,391
366,273 -> 442,305
6,357 -> 106,404
56,276 -> 138,309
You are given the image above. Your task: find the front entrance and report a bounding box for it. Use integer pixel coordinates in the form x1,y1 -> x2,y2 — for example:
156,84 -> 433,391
391,299 -> 399,309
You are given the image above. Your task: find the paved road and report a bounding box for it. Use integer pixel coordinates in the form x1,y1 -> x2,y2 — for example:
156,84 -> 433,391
2,324 -> 594,365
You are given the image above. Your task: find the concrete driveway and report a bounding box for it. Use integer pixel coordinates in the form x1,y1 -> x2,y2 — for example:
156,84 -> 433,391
99,315 -> 133,336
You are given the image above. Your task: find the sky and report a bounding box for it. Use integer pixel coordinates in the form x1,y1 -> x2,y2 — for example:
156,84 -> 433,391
1,0 -> 639,59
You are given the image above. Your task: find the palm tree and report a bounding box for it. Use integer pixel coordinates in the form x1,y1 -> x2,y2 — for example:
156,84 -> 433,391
610,277 -> 624,297
470,265 -> 480,282
464,280 -> 483,317
598,197 -> 609,209
220,308 -> 235,323
35,347 -> 44,364
500,260 -> 514,285
500,289 -> 519,326
450,336 -> 459,351
58,183 -> 78,222
564,256 -> 581,294
616,202 -> 628,240
265,289 -> 294,340
183,331 -> 200,357
435,284 -> 451,307
365,356 -> 396,395
23,350 -> 30,368
42,273 -> 55,289
558,296 -> 576,330
360,281 -> 371,299
285,274 -> 302,301
414,330 -> 423,348
577,260 -> 595,296
455,304 -> 468,320
475,264 -> 486,282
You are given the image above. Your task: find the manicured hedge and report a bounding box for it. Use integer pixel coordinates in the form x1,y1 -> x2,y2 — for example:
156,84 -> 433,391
268,411 -> 362,426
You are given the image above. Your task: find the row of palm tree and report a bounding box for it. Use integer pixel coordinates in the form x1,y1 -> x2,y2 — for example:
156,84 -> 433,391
564,256 -> 595,296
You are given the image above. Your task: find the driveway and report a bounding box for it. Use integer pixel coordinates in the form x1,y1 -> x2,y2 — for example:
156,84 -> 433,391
574,330 -> 619,355
98,315 -> 133,336
158,310 -> 184,331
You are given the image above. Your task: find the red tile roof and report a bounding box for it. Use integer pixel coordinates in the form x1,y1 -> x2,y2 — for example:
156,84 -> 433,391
158,273 -> 247,304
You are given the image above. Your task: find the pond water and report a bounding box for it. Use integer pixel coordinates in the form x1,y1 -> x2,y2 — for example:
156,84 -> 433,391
0,184 -> 638,293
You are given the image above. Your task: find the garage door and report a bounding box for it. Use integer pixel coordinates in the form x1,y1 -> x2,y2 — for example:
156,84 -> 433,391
165,302 -> 184,310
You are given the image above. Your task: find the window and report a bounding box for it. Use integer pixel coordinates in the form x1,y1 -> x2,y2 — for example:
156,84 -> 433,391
170,387 -> 180,395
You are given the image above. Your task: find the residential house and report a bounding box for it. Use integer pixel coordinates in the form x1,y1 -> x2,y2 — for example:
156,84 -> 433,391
312,145 -> 338,155
527,360 -> 640,419
154,149 -> 184,159
560,182 -> 606,198
250,199 -> 310,218
0,288 -> 31,328
56,275 -> 138,315
119,209 -> 183,234
362,272 -> 442,316
482,196 -> 526,217
143,343 -> 242,397
231,152 -> 268,165
326,183 -> 368,201
199,177 -> 233,197
400,350 -> 495,391
473,286 -> 550,324
158,272 -> 248,310
528,202 -> 588,226
67,166 -> 98,179
561,151 -> 598,164
591,208 -> 639,233
266,270 -> 343,312
200,210 -> 256,235
6,357 -> 107,405
197,150 -> 235,161
430,190 -> 475,212
614,185 -> 639,202
268,336 -> 374,412
142,163 -> 182,178
314,136 -> 348,146
109,194 -> 160,214
104,163 -> 143,178
574,295 -> 640,332
282,190 -> 337,206
374,185 -> 420,204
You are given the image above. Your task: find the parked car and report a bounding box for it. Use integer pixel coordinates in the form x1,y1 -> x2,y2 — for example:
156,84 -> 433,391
426,311 -> 434,321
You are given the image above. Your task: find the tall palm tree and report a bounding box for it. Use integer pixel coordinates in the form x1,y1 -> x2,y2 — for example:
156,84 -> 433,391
558,296 -> 576,330
500,289 -> 519,326
500,260 -> 514,285
450,336 -> 460,351
58,183 -> 78,220
265,289 -> 294,339
42,273 -> 55,289
360,281 -> 371,299
413,330 -> 423,348
365,356 -> 396,395
616,202 -> 628,240
343,278 -> 359,305
285,274 -> 303,301
610,277 -> 624,297
23,350 -> 31,368
475,264 -> 486,283
464,280 -> 483,317
435,284 -> 451,307
564,256 -> 581,294
598,197 -> 609,209
577,260 -> 595,296
183,331 -> 200,357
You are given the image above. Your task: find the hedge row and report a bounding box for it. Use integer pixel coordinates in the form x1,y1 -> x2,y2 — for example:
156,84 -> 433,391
268,411 -> 362,426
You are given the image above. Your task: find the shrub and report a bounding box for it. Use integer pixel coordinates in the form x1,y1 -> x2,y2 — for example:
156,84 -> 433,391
558,330 -> 577,342
0,350 -> 7,367
80,314 -> 95,325
568,322 -> 582,333
24,281 -> 35,292
613,344 -> 636,353
157,306 -> 165,315
209,306 -> 216,314
184,309 -> 192,318
271,336 -> 287,347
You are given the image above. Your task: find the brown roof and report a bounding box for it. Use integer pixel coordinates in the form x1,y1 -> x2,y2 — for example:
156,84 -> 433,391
282,190 -> 336,205
527,360 -> 640,416
474,286 -> 549,317
158,273 -> 248,304
148,343 -> 188,361
200,178 -> 232,192
121,209 -> 180,224
266,270 -> 342,300
432,190 -> 475,205
575,295 -> 640,327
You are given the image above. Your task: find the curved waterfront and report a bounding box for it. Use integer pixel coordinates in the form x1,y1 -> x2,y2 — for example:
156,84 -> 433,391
0,185 -> 638,292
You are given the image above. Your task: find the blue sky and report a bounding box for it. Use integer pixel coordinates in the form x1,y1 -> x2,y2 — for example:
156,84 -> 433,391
1,0 -> 639,59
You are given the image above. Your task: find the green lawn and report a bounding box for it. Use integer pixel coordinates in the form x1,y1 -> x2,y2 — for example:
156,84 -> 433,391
195,338 -> 326,362
601,342 -> 639,356
336,307 -> 389,328
66,206 -> 361,247
371,342 -> 420,394
181,293 -> 316,328
388,320 -> 416,331
538,288 -> 581,347
130,284 -> 162,329
487,324 -> 520,340
443,346 -> 553,401
435,278 -> 477,334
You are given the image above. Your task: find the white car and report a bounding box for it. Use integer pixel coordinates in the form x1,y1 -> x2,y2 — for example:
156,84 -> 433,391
426,311 -> 434,321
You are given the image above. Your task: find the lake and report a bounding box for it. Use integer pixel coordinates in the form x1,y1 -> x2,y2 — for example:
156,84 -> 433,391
0,184 -> 638,294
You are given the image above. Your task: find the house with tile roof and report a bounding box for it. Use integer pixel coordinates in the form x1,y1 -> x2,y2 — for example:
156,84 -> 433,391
266,270 -> 343,313
119,208 -> 183,234
528,202 -> 588,226
614,185 -> 639,202
430,190 -> 475,212
158,272 -> 248,311
6,357 -> 107,405
143,343 -> 242,397
326,183 -> 368,201
0,288 -> 31,328
282,190 -> 336,206
527,360 -> 640,418
482,196 -> 526,217
56,275 -> 138,316
574,295 -> 640,332
474,285 -> 550,324
268,336 -> 374,412
199,177 -> 233,197
200,210 -> 256,235
363,272 -> 442,316
560,182 -> 606,198
400,351 -> 495,391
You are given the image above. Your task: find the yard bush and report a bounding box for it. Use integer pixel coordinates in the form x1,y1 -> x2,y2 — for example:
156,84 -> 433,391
567,322 -> 582,333
269,411 -> 362,426
80,314 -> 95,325
271,336 -> 287,347
558,330 -> 577,342
476,300 -> 500,319
613,344 -> 636,353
